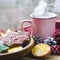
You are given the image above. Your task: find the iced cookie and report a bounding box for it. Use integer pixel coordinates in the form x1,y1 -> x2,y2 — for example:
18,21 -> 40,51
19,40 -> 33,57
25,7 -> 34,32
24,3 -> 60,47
8,46 -> 23,53
0,31 -> 29,46
0,45 -> 9,53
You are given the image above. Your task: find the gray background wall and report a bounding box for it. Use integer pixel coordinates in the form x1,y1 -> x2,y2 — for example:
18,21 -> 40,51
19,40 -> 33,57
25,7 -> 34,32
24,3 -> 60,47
0,0 -> 59,30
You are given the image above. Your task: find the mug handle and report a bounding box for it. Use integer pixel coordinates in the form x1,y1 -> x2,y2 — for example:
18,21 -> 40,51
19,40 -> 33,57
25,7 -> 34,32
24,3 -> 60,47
20,20 -> 32,31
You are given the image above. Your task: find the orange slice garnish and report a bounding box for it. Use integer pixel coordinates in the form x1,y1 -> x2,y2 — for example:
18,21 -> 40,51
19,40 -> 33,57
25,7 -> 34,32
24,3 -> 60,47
32,43 -> 51,58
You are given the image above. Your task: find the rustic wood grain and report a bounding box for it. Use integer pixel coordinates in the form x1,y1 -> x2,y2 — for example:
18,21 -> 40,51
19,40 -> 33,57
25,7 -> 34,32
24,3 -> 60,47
23,55 -> 60,60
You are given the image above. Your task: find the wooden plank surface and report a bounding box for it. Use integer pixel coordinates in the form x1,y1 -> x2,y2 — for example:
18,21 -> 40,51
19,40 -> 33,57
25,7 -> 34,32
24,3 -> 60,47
23,55 -> 60,60
0,55 -> 60,60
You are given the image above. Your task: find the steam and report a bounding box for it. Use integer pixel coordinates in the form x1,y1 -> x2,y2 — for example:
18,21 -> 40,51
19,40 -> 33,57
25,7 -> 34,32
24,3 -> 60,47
32,0 -> 48,16
31,0 -> 57,18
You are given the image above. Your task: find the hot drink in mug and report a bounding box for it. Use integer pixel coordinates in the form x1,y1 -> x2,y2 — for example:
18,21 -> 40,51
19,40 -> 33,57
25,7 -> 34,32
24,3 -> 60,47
21,12 -> 57,40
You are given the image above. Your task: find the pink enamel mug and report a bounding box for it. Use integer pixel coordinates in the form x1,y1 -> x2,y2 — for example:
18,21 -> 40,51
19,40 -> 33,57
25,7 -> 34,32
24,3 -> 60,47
20,12 -> 57,40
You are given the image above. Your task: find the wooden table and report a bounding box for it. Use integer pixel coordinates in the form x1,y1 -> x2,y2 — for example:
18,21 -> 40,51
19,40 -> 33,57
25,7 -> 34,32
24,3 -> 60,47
23,55 -> 60,60
1,55 -> 60,60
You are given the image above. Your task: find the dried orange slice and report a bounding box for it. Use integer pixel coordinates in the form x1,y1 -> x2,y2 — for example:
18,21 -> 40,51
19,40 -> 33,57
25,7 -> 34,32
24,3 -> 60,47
32,43 -> 51,58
